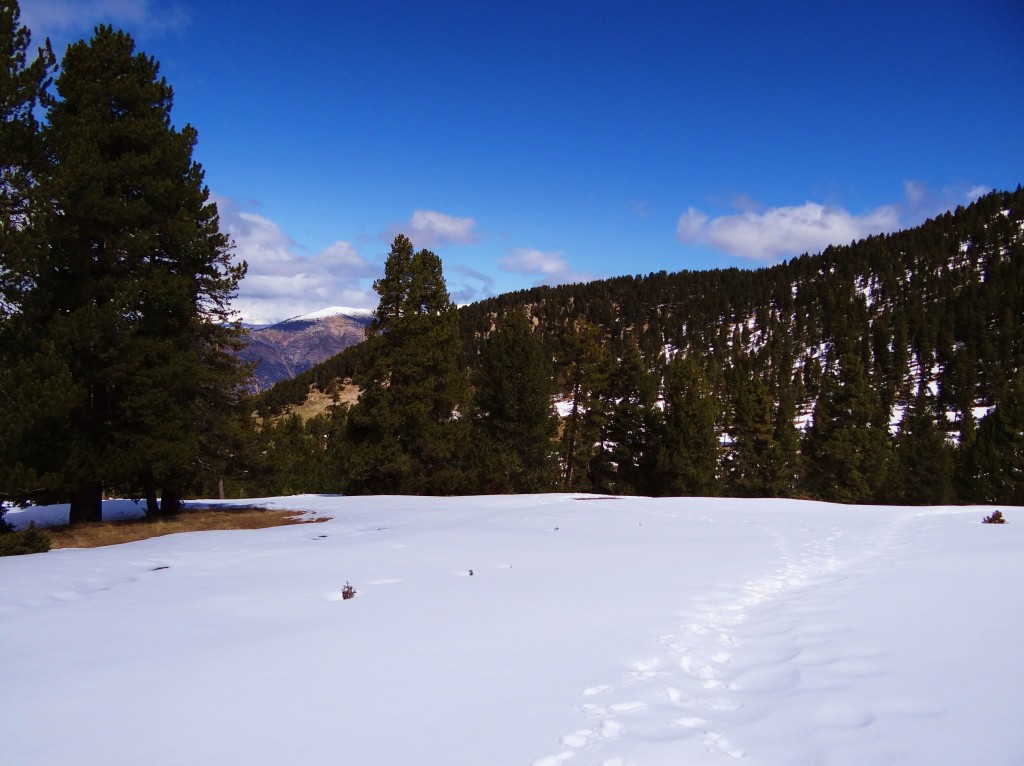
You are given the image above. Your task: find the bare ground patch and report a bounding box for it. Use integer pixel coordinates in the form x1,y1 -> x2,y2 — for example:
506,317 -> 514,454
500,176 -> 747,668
47,508 -> 328,549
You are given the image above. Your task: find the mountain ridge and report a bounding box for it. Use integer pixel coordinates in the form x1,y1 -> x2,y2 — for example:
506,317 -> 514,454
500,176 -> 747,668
238,309 -> 372,391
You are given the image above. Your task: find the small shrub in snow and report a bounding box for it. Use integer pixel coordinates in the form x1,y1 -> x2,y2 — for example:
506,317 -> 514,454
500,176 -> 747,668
0,523 -> 51,556
982,510 -> 1006,524
341,581 -> 356,600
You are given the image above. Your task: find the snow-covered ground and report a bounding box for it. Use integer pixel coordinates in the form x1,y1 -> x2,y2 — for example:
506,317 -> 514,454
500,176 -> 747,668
2,494 -> 1021,765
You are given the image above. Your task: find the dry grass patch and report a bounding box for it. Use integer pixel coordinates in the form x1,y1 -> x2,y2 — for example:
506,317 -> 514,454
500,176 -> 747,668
47,508 -> 328,549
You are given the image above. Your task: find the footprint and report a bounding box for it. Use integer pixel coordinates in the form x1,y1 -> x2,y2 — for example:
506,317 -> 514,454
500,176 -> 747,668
680,655 -> 717,681
626,657 -> 662,680
532,751 -> 575,766
600,719 -> 624,738
583,685 -> 612,696
704,731 -> 745,758
670,715 -> 707,728
561,730 -> 594,748
609,701 -> 647,712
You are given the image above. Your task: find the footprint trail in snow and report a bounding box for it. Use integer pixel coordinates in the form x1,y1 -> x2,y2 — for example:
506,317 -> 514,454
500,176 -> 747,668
531,514 -> 919,765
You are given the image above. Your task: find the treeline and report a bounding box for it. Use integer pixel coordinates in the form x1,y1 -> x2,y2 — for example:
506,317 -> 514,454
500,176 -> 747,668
0,6 -> 251,523
247,189 -> 1024,505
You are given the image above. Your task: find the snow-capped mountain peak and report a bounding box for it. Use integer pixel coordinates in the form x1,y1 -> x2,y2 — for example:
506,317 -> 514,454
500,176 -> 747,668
283,306 -> 374,323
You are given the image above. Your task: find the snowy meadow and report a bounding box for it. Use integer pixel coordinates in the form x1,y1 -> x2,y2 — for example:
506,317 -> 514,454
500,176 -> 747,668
2,494 -> 1022,765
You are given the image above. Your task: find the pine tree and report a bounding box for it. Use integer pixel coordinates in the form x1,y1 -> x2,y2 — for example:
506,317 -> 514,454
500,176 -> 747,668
473,309 -> 558,492
558,317 -> 611,489
886,389 -> 954,504
595,335 -> 658,495
964,372 -> 1024,504
727,376 -> 787,497
654,355 -> 720,496
0,0 -> 53,315
0,2 -> 58,512
802,352 -> 890,503
4,26 -> 248,520
347,235 -> 468,494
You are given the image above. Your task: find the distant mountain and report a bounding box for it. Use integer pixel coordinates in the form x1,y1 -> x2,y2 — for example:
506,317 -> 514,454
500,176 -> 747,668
239,307 -> 373,391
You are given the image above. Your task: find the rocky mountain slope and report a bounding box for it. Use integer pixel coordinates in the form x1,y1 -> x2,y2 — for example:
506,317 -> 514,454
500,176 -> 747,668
238,307 -> 372,391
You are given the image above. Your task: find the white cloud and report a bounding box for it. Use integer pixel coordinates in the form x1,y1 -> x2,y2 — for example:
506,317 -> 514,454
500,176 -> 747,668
214,196 -> 379,325
399,209 -> 477,247
447,265 -> 495,305
21,0 -> 189,42
498,248 -> 592,286
676,182 -> 990,262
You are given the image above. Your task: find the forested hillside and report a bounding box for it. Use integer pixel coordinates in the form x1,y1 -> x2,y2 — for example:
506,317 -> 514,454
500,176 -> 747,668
248,188 -> 1023,504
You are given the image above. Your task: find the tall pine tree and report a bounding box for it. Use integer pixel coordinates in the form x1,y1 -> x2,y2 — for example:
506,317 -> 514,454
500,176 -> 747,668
473,309 -> 559,492
347,235 -> 468,494
0,2 -> 59,512
654,355 -> 720,496
4,26 -> 247,520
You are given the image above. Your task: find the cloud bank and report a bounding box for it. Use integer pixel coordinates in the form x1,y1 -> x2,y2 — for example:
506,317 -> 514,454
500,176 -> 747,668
677,182 -> 990,262
214,196 -> 379,325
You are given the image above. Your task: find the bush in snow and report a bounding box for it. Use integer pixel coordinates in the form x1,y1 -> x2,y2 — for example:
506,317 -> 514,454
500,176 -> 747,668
0,522 -> 51,556
342,582 -> 357,600
981,510 -> 1006,524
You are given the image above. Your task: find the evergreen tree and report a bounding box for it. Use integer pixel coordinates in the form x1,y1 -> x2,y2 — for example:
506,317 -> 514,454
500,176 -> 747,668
802,352 -> 890,503
886,389 -> 954,504
347,235 -> 468,494
727,376 -> 787,497
4,26 -> 248,520
0,0 -> 53,316
558,317 -> 611,489
0,2 -> 58,511
964,372 -> 1024,504
473,309 -> 558,492
654,355 -> 720,496
594,335 -> 658,494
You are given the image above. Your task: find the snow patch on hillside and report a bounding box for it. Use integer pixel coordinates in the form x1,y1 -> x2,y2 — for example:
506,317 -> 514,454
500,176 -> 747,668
284,306 -> 374,322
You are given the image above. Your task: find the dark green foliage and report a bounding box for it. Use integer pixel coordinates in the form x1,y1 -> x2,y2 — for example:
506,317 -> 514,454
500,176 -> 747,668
727,376 -> 790,497
885,390 -> 954,504
653,356 -> 720,496
963,373 -> 1024,505
1,24 -> 249,517
557,318 -> 612,489
803,353 -> 890,503
0,522 -> 51,556
473,310 -> 559,492
0,1 -> 54,316
346,236 -> 470,494
593,336 -> 659,495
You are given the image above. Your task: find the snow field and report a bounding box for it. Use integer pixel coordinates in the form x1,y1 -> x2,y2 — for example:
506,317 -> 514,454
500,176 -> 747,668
1,495 -> 1022,765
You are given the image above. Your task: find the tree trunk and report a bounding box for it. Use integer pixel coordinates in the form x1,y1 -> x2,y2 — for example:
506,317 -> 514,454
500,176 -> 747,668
160,487 -> 183,515
68,482 -> 103,524
143,477 -> 160,518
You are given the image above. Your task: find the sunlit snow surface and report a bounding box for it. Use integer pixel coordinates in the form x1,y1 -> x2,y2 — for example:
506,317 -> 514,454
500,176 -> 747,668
2,495 -> 1022,766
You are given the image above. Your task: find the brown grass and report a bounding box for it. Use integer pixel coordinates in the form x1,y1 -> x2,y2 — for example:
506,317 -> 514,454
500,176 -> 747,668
47,508 -> 328,549
281,380 -> 360,422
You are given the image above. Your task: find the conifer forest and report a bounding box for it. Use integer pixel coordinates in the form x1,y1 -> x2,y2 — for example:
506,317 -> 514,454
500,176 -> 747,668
251,188 -> 1024,506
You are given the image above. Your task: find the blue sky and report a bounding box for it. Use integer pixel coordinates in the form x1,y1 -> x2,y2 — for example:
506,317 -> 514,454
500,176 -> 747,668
21,0 -> 1024,324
